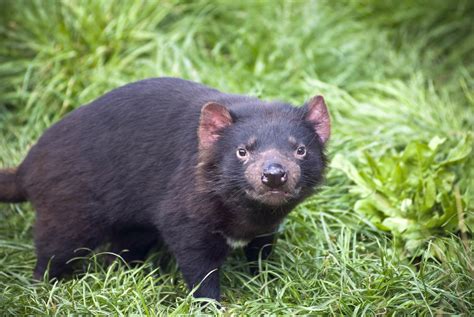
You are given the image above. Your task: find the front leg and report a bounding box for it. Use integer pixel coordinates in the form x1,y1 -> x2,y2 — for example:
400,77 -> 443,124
244,233 -> 276,275
173,233 -> 229,301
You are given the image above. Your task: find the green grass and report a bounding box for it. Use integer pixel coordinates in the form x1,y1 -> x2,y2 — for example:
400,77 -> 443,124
1,0 -> 473,315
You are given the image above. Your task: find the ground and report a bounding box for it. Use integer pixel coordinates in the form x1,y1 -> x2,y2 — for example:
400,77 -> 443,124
0,0 -> 473,315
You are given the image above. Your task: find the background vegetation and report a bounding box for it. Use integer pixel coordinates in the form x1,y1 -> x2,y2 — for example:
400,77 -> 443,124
0,0 -> 472,315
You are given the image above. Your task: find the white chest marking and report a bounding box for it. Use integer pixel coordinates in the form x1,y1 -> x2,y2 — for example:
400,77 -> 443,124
225,237 -> 250,249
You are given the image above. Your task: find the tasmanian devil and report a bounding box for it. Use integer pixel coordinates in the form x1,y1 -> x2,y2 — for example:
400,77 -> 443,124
0,77 -> 330,301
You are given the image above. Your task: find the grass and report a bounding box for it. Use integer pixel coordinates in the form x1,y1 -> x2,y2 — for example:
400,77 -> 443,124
0,0 -> 473,315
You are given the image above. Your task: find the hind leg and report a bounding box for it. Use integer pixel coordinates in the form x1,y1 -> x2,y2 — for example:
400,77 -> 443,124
108,227 -> 158,264
33,215 -> 103,280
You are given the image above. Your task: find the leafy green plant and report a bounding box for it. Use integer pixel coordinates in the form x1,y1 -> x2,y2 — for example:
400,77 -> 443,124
332,134 -> 473,258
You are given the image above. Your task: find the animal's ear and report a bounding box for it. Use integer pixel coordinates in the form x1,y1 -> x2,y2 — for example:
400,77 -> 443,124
198,102 -> 233,150
304,95 -> 331,144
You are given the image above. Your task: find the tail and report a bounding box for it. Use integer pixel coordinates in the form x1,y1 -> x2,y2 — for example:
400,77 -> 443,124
0,168 -> 27,203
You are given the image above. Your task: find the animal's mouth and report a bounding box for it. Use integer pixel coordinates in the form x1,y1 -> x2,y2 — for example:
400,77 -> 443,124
245,188 -> 300,206
265,190 -> 291,197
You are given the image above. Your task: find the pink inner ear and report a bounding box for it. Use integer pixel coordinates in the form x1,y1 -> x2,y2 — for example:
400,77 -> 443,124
306,95 -> 331,144
198,102 -> 233,150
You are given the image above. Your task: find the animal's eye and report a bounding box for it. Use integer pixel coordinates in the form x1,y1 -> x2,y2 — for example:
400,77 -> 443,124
237,148 -> 248,158
296,146 -> 306,157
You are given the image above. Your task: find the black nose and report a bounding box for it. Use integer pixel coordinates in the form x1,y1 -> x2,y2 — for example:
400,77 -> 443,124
261,163 -> 288,188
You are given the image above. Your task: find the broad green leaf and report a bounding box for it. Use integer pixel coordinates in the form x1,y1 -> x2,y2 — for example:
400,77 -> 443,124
390,162 -> 405,189
354,199 -> 386,228
442,134 -> 473,165
331,154 -> 374,194
404,238 -> 425,255
400,198 -> 412,211
371,192 -> 400,218
364,151 -> 383,180
382,217 -> 411,233
428,136 -> 446,151
423,177 -> 436,211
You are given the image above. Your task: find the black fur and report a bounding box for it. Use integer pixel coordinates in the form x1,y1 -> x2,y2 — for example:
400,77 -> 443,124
0,77 -> 329,301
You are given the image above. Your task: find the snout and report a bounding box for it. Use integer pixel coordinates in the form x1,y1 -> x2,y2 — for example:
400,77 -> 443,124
243,149 -> 301,206
261,163 -> 288,188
